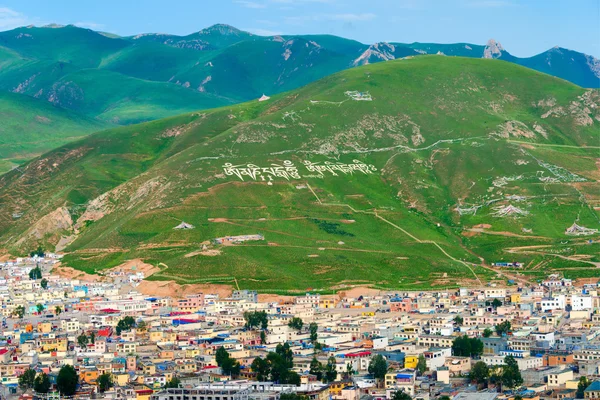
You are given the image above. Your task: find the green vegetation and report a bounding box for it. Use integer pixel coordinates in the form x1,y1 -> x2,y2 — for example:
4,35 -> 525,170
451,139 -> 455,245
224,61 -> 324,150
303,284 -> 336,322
288,317 -> 304,331
0,56 -> 598,291
216,346 -> 241,377
244,311 -> 269,330
452,335 -> 483,357
0,24 -> 597,173
495,321 -> 512,336
469,361 -> 490,386
116,316 -> 136,334
34,372 -> 51,393
29,266 -> 42,280
368,354 -> 388,384
251,343 -> 300,385
19,368 -> 36,390
0,92 -> 109,173
97,373 -> 113,393
57,365 -> 78,396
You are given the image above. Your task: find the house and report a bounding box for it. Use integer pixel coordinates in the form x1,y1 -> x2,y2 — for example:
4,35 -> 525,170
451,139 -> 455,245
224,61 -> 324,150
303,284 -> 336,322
585,380 -> 600,399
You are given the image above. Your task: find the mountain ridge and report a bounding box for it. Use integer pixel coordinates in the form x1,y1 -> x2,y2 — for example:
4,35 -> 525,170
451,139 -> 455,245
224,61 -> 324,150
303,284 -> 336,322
1,56 -> 597,291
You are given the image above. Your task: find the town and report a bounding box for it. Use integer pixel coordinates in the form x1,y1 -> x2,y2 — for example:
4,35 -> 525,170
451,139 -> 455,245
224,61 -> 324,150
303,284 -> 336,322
0,255 -> 598,400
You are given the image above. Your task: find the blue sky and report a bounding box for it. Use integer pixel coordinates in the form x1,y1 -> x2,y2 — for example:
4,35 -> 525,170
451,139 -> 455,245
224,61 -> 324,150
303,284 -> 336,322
0,0 -> 598,57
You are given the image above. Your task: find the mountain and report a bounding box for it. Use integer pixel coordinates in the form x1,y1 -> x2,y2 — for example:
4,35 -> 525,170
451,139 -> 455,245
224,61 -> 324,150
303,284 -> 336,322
0,91 -> 109,174
0,24 -> 598,174
1,56 -> 598,292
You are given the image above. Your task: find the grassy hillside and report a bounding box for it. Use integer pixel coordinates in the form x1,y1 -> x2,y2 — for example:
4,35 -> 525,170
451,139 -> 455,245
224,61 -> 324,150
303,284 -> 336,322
0,56 -> 598,291
0,92 -> 109,174
0,24 -> 597,170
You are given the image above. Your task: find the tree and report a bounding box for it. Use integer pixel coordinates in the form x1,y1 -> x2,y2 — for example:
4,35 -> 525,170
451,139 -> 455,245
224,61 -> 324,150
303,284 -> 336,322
29,266 -> 42,280
391,390 -> 412,400
342,363 -> 354,380
576,376 -> 591,399
165,377 -> 181,388
137,320 -> 147,332
97,373 -> 113,393
216,346 -> 230,367
491,298 -> 502,308
483,328 -> 493,338
34,372 -> 51,393
36,303 -> 44,314
244,311 -> 268,330
439,397 -> 451,400
260,330 -> 267,345
288,317 -> 304,331
216,346 -> 241,377
116,316 -> 136,335
251,357 -> 270,381
275,343 -> 294,369
500,355 -> 523,389
368,354 -> 388,384
469,361 -> 489,386
309,322 -> 318,342
55,306 -> 62,315
495,320 -> 512,336
77,334 -> 89,348
89,332 -> 96,344
417,354 -> 427,376
57,364 -> 78,396
324,356 -> 337,383
40,278 -> 48,289
452,335 -> 483,357
309,357 -> 323,381
514,396 -> 523,400
30,245 -> 45,258
453,315 -> 464,325
14,305 -> 25,319
19,368 -> 36,390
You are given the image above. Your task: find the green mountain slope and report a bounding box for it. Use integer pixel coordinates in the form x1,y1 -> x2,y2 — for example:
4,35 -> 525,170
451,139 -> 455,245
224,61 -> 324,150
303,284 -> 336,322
0,91 -> 109,174
1,57 -> 598,291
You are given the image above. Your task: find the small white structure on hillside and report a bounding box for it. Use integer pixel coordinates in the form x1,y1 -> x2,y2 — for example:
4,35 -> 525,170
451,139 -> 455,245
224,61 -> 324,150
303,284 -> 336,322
258,94 -> 270,102
173,221 -> 195,230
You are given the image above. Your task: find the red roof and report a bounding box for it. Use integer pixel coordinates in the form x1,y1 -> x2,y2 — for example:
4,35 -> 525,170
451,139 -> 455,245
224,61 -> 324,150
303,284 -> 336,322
0,349 -> 8,355
345,351 -> 371,358
99,308 -> 120,313
98,328 -> 112,337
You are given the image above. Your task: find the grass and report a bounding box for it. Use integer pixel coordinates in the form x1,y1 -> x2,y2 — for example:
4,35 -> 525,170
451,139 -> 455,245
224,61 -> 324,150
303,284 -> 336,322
1,56 -> 598,291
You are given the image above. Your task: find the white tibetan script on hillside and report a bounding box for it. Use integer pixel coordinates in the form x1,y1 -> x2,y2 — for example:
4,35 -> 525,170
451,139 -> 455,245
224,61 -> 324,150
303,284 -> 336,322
222,160 -> 377,181
223,160 -> 301,181
303,160 -> 377,177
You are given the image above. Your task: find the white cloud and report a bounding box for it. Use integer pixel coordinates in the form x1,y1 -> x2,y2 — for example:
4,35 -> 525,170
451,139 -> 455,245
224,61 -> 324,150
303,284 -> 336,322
0,7 -> 31,30
234,0 -> 267,8
74,21 -> 106,30
245,28 -> 283,36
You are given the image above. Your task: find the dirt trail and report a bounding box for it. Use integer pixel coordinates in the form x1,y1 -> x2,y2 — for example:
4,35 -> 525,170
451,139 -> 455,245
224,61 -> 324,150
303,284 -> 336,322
306,183 -> 483,286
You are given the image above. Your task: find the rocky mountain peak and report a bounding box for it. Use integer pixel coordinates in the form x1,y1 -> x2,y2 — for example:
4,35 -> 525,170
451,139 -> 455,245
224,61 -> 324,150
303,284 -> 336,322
483,39 -> 504,59
199,24 -> 244,36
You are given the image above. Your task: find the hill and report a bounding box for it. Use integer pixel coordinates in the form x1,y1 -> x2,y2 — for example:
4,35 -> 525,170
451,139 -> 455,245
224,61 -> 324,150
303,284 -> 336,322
0,26 -> 597,123
0,25 -> 597,169
0,56 -> 598,292
0,91 -> 109,174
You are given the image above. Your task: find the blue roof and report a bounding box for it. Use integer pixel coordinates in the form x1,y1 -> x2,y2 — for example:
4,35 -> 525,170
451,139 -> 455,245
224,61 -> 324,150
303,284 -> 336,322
586,381 -> 600,391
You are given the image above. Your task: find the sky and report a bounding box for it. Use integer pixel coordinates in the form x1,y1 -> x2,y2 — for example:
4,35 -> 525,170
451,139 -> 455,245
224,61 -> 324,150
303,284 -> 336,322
0,0 -> 598,57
